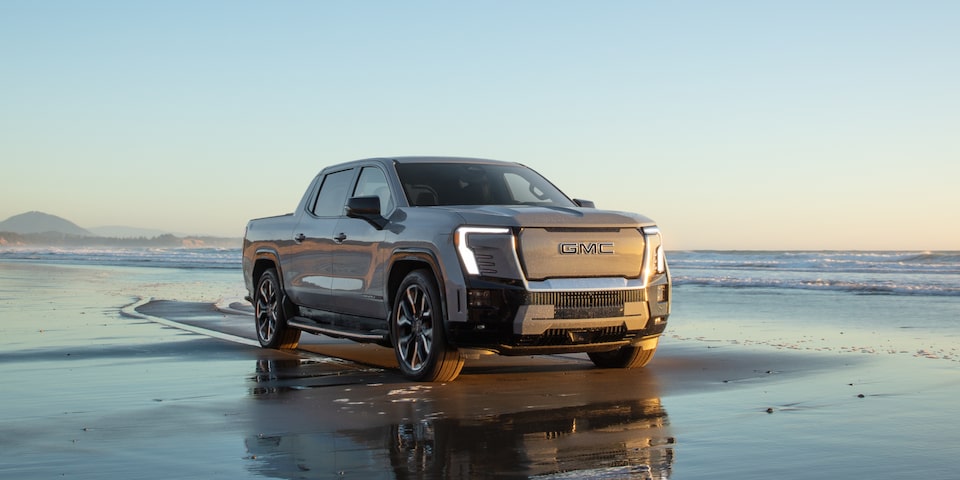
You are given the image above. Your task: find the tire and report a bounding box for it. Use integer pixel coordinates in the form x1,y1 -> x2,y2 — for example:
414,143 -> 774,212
588,344 -> 657,369
391,270 -> 464,382
254,268 -> 301,349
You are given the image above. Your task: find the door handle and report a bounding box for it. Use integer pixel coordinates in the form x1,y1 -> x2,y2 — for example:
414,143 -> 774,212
334,232 -> 347,244
294,233 -> 306,243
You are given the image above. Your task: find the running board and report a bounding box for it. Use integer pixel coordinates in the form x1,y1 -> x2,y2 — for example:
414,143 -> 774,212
287,317 -> 389,342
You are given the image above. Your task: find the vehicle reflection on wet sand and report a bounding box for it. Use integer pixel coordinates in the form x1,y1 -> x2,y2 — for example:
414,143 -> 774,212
244,358 -> 674,479
129,296 -> 861,479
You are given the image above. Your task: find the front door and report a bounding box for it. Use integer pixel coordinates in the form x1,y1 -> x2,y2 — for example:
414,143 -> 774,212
331,166 -> 393,321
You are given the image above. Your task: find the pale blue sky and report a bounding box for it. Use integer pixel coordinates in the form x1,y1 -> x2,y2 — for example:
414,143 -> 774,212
2,1 -> 957,249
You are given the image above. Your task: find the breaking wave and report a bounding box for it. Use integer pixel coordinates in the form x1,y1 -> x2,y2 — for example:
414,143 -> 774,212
0,246 -> 240,269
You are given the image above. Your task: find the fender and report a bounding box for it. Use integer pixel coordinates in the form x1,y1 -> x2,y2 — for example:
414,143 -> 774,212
386,247 -> 458,326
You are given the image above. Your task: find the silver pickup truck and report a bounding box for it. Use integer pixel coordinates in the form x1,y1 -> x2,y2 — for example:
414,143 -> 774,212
242,157 -> 671,381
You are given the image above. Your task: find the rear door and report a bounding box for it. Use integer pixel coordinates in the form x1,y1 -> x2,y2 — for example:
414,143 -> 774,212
284,167 -> 356,309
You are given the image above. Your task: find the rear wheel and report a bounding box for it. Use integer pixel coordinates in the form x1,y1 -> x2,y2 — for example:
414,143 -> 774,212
588,340 -> 658,369
391,270 -> 464,382
254,268 -> 301,349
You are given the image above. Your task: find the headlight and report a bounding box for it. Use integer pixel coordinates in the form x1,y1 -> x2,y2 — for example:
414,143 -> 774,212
455,226 -> 511,275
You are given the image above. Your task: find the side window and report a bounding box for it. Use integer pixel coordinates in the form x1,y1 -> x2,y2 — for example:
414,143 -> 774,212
312,169 -> 354,217
353,167 -> 393,213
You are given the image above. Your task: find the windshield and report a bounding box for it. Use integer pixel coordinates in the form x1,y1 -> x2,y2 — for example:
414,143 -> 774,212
396,163 -> 577,207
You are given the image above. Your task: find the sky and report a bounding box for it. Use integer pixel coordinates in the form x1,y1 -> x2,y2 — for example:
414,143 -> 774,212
2,1 -> 957,250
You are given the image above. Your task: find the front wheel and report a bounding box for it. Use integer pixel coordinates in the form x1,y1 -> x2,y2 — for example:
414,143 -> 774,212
391,270 -> 464,382
254,268 -> 301,349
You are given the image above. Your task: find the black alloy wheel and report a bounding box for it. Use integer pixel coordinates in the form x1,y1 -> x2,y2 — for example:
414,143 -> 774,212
392,270 -> 464,382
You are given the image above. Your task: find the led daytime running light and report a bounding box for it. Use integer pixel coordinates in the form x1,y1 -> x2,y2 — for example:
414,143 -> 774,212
456,227 -> 510,275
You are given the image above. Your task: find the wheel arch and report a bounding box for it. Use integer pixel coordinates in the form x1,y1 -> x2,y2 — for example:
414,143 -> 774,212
252,258 -> 278,288
250,249 -> 282,288
387,250 -> 447,322
250,252 -> 297,318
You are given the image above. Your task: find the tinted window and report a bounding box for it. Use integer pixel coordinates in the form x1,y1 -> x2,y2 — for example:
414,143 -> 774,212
312,169 -> 354,216
396,163 -> 575,207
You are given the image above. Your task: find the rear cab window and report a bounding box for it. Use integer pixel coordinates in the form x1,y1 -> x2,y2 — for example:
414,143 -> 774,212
311,169 -> 355,217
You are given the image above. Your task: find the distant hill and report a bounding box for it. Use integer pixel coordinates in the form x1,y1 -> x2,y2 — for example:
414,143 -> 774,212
0,211 -> 92,236
0,211 -> 239,248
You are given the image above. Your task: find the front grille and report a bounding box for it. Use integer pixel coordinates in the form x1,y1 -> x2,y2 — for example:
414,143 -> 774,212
527,290 -> 644,319
528,290 -> 645,308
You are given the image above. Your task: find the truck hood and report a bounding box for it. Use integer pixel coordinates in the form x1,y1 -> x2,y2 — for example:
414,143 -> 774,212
448,205 -> 657,229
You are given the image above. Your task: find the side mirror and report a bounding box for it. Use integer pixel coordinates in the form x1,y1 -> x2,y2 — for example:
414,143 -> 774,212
573,198 -> 596,208
346,196 -> 388,229
347,196 -> 380,215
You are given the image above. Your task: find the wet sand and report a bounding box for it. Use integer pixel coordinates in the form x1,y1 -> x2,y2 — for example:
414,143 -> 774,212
1,261 -> 958,478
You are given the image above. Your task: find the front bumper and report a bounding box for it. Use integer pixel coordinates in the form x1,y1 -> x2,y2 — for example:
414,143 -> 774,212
447,274 -> 671,355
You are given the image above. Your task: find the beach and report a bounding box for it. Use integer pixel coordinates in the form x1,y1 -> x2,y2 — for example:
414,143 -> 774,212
1,250 -> 958,478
